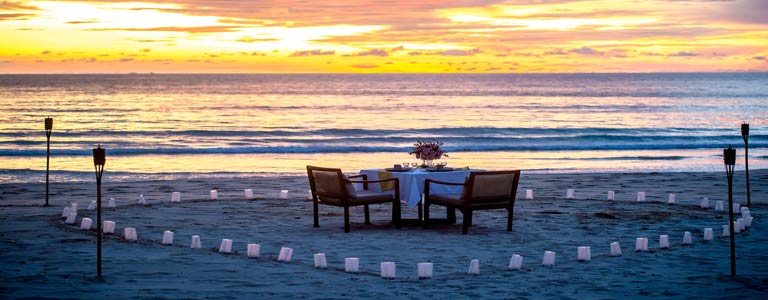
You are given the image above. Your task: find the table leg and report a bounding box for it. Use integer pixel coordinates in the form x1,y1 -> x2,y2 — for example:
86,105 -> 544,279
398,193 -> 449,227
418,194 -> 423,220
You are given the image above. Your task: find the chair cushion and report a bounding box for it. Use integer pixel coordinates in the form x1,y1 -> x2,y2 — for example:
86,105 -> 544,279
428,193 -> 463,207
317,196 -> 343,205
320,191 -> 392,206
344,179 -> 357,197
313,170 -> 357,197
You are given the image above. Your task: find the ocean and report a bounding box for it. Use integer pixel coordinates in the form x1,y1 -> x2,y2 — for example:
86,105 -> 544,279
1,73 -> 766,183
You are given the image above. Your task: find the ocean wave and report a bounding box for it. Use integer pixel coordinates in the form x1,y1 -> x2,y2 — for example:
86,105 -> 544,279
1,142 -> 765,157
0,126 -> 760,138
590,156 -> 688,161
1,125 -> 762,156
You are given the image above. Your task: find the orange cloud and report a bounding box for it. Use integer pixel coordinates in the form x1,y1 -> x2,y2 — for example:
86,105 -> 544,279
435,48 -> 481,56
237,36 -> 279,43
351,63 -> 378,69
345,49 -> 389,57
66,19 -> 98,24
290,50 -> 335,57
89,26 -> 240,33
0,1 -> 39,11
0,12 -> 33,20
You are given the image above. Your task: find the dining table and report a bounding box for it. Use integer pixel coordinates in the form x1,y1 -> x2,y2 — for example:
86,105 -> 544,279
358,167 -> 483,208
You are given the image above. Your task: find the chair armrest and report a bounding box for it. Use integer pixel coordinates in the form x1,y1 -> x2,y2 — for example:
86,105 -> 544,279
347,178 -> 398,184
347,174 -> 368,189
425,179 -> 465,186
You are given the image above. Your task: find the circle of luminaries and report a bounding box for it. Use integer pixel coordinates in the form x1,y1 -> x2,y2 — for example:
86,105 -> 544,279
59,185 -> 756,280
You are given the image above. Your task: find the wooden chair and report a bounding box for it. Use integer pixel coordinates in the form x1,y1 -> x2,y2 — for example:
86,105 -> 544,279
307,165 -> 401,233
424,170 -> 521,234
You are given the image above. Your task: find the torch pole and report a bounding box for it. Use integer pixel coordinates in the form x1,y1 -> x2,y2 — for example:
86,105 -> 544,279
45,117 -> 52,206
744,138 -> 750,207
93,145 -> 105,278
724,146 -> 736,277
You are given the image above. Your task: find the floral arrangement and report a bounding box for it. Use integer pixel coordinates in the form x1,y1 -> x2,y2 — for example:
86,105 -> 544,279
409,140 -> 448,161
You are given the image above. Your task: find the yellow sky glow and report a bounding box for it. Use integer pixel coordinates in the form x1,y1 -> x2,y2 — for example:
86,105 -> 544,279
1,0 -> 767,73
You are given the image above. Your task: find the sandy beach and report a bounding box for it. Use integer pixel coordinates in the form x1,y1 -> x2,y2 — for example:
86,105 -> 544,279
1,169 -> 766,299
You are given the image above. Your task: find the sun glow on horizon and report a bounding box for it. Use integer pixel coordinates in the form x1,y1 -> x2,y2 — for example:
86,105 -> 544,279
1,0 -> 766,73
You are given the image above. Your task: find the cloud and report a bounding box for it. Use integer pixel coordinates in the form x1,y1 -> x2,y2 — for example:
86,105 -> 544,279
546,47 -> 604,56
692,0 -> 768,24
569,46 -> 603,56
0,13 -> 34,20
399,48 -> 482,56
132,38 -> 171,43
237,36 -> 279,43
752,56 -> 766,61
290,49 -> 335,57
5,0 -> 768,73
351,63 -> 378,69
126,0 -> 503,27
545,49 -> 568,56
140,48 -> 151,52
66,19 -> 98,24
667,51 -> 698,57
514,52 -> 540,57
435,48 -> 482,56
507,8 -> 655,20
90,26 -> 239,33
0,1 -> 39,10
40,50 -> 51,55
60,57 -> 97,63
345,49 -> 389,57
118,58 -> 134,62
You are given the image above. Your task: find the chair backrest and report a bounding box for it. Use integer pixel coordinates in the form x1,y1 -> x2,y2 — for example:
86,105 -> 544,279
306,166 -> 356,203
461,170 -> 521,205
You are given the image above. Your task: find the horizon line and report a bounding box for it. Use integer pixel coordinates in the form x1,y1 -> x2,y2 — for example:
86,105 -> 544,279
2,71 -> 768,75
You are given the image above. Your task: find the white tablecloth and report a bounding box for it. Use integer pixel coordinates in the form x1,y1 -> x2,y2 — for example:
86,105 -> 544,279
359,169 -> 481,207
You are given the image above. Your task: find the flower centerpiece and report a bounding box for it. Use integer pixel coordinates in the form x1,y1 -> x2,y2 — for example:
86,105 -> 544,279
409,140 -> 448,167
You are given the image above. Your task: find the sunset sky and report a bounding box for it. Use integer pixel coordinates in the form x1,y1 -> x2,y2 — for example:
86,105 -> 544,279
1,0 -> 767,73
